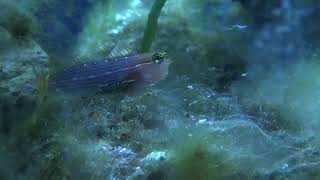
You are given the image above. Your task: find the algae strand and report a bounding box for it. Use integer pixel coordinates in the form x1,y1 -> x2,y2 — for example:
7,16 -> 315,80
140,0 -> 166,53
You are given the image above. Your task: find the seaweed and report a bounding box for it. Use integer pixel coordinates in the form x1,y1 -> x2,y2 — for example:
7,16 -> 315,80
28,70 -> 49,126
169,136 -> 234,180
140,0 -> 167,53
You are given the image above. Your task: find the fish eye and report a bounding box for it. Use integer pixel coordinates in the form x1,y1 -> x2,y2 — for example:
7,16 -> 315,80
152,52 -> 166,64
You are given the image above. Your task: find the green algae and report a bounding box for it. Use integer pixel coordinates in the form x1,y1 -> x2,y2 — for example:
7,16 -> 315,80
140,0 -> 167,53
232,58 -> 320,132
1,1 -> 320,179
140,126 -> 237,180
169,137 -> 234,180
118,91 -> 164,129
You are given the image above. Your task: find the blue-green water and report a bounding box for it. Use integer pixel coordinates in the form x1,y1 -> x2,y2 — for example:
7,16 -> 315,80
1,0 -> 320,179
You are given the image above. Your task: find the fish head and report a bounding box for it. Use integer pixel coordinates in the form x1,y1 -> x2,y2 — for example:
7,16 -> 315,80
152,52 -> 166,64
140,52 -> 170,84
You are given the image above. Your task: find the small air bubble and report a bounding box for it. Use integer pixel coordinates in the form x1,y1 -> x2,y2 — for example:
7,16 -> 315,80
241,73 -> 248,77
83,64 -> 87,67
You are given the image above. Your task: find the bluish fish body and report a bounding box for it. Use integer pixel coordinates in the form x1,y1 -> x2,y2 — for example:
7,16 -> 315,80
49,52 -> 169,93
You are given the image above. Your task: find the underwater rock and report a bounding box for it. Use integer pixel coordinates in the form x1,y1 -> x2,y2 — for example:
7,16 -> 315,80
0,33 -> 48,95
0,28 -> 49,133
117,90 -> 168,129
175,82 -> 241,120
0,1 -> 38,40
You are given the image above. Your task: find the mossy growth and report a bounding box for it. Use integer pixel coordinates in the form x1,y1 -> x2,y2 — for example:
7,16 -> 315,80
170,82 -> 240,118
6,12 -> 36,40
34,141 -> 71,179
0,72 -> 55,158
186,94 -> 239,118
232,59 -> 320,132
165,127 -> 235,180
17,73 -> 62,140
0,1 -> 38,40
108,120 -> 144,148
27,131 -> 114,179
117,90 -> 165,129
241,103 -> 302,132
105,90 -> 168,149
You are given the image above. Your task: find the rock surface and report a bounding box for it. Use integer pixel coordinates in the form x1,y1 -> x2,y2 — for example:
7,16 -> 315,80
0,26 -> 49,133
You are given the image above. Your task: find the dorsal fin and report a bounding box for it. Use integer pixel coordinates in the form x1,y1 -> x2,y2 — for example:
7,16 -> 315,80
107,46 -> 133,59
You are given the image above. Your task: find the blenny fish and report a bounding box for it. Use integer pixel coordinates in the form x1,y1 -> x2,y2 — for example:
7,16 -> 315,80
49,52 -> 170,93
